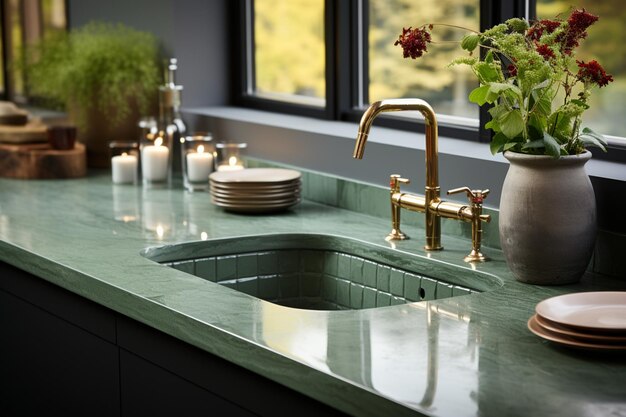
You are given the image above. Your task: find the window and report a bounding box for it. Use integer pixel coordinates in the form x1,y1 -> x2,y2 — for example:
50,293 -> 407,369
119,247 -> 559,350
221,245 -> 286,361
235,0 -> 625,159
235,0 -> 525,139
368,0 -> 480,127
237,0 -> 332,118
1,0 -> 67,103
252,0 -> 326,107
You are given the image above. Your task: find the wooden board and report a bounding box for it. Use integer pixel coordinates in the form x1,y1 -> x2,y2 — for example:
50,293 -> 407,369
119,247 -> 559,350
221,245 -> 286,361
0,142 -> 87,179
0,119 -> 48,144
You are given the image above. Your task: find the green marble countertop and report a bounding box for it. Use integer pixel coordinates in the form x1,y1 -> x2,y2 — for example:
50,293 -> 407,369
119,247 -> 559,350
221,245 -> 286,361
0,172 -> 625,417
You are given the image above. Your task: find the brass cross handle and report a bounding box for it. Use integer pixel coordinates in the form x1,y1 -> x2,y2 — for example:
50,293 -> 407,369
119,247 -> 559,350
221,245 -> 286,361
447,186 -> 491,262
387,175 -> 411,241
447,187 -> 490,206
390,174 -> 410,193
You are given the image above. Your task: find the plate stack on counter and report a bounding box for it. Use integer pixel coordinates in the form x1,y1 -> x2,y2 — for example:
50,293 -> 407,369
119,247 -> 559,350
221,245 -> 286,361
209,168 -> 301,213
528,291 -> 626,350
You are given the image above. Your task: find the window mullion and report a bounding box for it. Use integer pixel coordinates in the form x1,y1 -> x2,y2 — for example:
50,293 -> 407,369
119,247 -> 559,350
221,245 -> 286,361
232,0 -> 249,106
325,0 -> 337,119
247,0 -> 255,96
356,0 -> 368,110
333,0 -> 365,121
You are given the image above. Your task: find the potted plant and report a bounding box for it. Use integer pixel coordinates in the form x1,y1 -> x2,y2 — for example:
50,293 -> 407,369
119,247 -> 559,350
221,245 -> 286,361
24,22 -> 161,167
394,8 -> 613,284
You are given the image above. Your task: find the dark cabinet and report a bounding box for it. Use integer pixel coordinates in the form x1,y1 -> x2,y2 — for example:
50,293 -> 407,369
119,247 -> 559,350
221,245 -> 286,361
0,290 -> 120,417
0,262 -> 348,417
120,350 -> 255,417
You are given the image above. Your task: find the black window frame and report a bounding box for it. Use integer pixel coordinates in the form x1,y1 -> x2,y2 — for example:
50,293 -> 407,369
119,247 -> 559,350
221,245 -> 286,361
233,0 -> 626,162
233,0 -> 336,120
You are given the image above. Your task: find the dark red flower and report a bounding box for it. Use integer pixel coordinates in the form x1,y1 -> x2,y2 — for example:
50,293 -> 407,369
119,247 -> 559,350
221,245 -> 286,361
526,19 -> 561,41
543,19 -> 561,32
394,26 -> 432,59
558,9 -> 598,54
576,60 -> 614,87
507,64 -> 517,77
535,43 -> 555,60
568,8 -> 598,33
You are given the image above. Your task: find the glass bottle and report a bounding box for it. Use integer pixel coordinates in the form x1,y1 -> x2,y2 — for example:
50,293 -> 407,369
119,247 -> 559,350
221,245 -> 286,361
158,58 -> 187,162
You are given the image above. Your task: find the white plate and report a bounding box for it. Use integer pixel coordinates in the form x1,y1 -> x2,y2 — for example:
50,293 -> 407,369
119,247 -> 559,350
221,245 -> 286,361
528,315 -> 626,350
212,199 -> 300,213
534,314 -> 626,343
209,168 -> 301,184
210,189 -> 300,200
211,196 -> 299,206
535,292 -> 626,331
210,181 -> 301,193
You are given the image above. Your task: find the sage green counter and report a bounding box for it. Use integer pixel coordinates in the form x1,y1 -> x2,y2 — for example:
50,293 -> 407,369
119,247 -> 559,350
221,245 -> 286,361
0,172 -> 625,417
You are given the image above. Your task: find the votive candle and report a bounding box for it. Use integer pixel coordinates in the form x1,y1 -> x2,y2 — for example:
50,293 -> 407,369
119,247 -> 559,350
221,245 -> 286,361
111,153 -> 138,184
186,145 -> 213,182
216,156 -> 245,172
141,138 -> 170,182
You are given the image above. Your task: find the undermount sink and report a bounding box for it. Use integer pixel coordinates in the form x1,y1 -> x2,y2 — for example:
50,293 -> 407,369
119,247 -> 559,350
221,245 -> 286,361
142,233 -> 502,310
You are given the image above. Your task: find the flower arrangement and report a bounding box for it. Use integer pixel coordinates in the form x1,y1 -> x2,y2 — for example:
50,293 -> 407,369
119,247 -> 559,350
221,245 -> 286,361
394,9 -> 613,158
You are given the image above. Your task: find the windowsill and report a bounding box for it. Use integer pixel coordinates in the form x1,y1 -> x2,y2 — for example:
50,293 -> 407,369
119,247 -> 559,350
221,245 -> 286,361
185,105 -> 498,161
183,106 -> 626,206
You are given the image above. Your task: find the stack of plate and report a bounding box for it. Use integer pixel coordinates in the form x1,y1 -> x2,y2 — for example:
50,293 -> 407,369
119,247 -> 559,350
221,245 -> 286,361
528,292 -> 626,350
209,168 -> 301,213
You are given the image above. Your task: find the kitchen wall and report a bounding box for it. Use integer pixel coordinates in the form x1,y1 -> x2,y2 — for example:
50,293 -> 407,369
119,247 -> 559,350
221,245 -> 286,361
68,0 -> 626,281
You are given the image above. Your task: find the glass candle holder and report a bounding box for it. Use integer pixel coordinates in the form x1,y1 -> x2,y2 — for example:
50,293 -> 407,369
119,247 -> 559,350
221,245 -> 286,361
215,142 -> 247,172
140,130 -> 173,187
109,142 -> 139,185
181,134 -> 214,192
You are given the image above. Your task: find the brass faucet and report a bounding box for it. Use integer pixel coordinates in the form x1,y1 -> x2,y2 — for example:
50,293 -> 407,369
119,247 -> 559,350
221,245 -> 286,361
353,99 -> 491,262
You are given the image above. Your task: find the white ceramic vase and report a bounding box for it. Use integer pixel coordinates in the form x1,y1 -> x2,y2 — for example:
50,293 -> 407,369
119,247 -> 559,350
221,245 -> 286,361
499,151 -> 596,285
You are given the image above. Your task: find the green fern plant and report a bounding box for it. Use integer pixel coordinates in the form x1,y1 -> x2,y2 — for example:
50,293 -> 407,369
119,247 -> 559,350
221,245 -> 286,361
24,21 -> 160,129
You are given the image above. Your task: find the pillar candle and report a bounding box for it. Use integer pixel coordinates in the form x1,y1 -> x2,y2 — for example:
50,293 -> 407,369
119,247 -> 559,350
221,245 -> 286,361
186,145 -> 213,182
111,153 -> 138,184
141,142 -> 170,181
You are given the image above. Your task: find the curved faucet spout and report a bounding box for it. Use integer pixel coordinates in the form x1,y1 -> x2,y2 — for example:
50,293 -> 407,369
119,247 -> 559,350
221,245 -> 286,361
353,99 -> 439,188
353,98 -> 442,250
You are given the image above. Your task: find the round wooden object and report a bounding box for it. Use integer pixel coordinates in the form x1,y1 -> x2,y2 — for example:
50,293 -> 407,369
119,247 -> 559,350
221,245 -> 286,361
0,142 -> 87,179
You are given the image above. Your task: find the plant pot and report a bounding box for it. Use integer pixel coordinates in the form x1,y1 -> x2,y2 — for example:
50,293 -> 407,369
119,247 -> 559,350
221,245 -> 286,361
499,151 -> 596,285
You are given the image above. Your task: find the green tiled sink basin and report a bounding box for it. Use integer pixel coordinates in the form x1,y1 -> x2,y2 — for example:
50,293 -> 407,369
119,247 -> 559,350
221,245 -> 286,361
142,234 -> 502,310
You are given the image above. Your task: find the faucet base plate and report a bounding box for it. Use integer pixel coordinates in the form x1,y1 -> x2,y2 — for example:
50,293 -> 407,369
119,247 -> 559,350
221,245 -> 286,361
464,250 -> 489,263
386,230 -> 408,241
